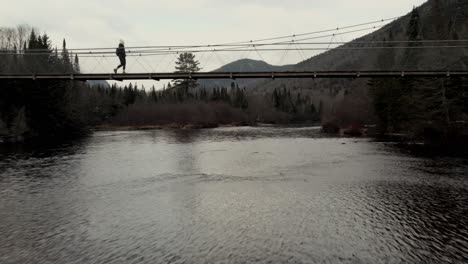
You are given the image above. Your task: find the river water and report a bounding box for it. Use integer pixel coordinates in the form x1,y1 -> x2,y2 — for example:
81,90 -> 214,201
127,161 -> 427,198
0,126 -> 467,263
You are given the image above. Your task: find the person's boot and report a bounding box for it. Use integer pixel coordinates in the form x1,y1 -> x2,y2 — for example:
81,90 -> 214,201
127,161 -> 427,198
123,70 -> 126,74
113,69 -> 117,74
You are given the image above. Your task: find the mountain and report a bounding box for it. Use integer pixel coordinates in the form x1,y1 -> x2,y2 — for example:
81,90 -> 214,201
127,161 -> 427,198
252,0 -> 468,122
294,0 -> 468,72
196,1 -> 468,95
197,59 -> 292,89
86,80 -> 110,88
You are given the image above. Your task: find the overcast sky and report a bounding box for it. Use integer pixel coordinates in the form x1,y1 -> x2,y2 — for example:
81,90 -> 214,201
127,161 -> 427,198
1,0 -> 427,86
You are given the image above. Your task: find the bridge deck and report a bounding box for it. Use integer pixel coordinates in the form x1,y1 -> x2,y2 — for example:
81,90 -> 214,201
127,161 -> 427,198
0,71 -> 467,81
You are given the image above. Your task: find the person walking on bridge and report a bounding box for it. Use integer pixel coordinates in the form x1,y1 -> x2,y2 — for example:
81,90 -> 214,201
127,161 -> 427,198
114,42 -> 126,74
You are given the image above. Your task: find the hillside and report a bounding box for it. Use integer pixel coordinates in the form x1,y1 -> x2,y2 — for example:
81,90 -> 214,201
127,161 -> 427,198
87,80 -> 110,88
252,0 -> 468,124
294,0 -> 468,72
197,59 -> 292,89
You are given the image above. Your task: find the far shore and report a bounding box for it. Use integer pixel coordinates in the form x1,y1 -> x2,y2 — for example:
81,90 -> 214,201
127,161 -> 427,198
2,124 -> 467,156
95,122 -> 248,131
94,122 -> 325,131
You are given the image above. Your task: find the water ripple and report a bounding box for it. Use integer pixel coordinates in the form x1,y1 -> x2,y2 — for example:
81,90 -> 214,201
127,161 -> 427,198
0,127 -> 467,263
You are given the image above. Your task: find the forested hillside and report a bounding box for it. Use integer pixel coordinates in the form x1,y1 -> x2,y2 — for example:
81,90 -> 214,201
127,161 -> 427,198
0,29 -> 319,141
254,0 -> 468,144
1,0 -> 467,146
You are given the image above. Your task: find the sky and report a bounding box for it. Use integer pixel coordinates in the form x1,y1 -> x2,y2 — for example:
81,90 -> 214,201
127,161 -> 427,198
0,0 -> 427,87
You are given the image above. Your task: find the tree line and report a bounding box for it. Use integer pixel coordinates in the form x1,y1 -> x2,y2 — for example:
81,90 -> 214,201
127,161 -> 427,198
93,52 -> 321,128
102,79 -> 321,128
0,28 -> 321,141
0,26 -> 93,141
368,8 -> 468,145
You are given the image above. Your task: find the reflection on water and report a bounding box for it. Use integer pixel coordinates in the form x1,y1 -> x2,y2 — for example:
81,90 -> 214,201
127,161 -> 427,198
1,127 -> 467,263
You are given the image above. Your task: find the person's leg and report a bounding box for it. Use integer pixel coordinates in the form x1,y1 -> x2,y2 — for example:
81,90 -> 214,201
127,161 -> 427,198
122,57 -> 126,72
115,57 -> 125,73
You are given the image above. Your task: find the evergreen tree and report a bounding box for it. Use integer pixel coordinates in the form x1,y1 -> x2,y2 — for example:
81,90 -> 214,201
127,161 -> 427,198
172,52 -> 201,96
404,8 -> 422,69
40,33 -> 51,50
232,87 -> 248,109
272,88 -> 280,108
150,86 -> 158,102
27,29 -> 38,50
318,100 -> 323,119
0,27 -> 122,140
74,54 -> 80,73
62,38 -> 71,72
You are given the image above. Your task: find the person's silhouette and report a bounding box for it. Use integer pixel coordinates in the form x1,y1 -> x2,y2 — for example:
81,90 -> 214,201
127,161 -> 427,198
114,42 -> 126,74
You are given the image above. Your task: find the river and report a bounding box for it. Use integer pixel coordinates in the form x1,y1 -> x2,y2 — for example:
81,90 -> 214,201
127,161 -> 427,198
1,126 -> 467,263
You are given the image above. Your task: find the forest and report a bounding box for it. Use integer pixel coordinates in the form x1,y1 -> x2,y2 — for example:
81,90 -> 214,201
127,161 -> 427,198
0,26 -> 320,142
368,8 -> 468,146
1,1 -> 467,150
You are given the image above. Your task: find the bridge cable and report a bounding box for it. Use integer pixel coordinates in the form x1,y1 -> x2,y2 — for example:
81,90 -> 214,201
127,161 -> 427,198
89,56 -> 105,73
277,37 -> 293,66
102,55 -> 119,73
292,36 -> 307,63
134,54 -> 151,73
154,53 -> 168,72
141,56 -> 156,72
201,50 -> 216,72
164,53 -> 178,72
9,38 -> 468,57
196,51 -> 208,71
4,1 -> 467,55
32,43 -> 468,60
252,43 -> 274,72
213,50 -> 227,69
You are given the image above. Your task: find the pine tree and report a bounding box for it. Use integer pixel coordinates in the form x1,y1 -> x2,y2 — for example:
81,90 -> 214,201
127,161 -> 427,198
40,33 -> 51,50
150,86 -> 158,102
404,8 -> 422,69
74,54 -> 80,73
172,53 -> 201,96
232,87 -> 248,109
62,38 -> 71,72
272,88 -> 280,108
318,100 -> 323,119
408,8 -> 420,41
27,29 -> 38,50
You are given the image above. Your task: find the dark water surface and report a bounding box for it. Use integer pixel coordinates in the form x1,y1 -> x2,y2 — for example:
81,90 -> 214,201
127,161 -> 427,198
1,127 -> 467,263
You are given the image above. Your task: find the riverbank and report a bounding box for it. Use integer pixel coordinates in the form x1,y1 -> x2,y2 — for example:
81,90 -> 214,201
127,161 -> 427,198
2,123 -> 466,157
95,121 -> 253,131
0,122 -> 318,143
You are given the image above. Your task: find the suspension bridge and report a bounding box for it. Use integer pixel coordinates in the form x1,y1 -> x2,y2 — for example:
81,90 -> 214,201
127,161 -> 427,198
1,3 -> 468,81
1,71 -> 467,81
